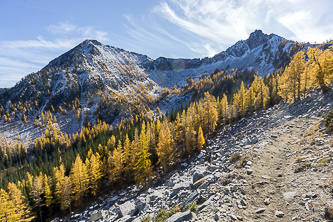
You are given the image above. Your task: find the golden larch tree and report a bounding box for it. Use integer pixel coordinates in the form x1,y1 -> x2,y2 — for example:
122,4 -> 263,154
197,126 -> 205,151
70,155 -> 88,205
156,121 -> 174,172
135,122 -> 152,188
86,152 -> 102,196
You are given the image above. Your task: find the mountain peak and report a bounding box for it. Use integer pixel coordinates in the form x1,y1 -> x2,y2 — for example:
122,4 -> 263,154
249,29 -> 265,38
247,29 -> 269,50
81,39 -> 102,47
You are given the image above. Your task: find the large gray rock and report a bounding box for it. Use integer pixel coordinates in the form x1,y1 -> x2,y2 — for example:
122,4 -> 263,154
193,172 -> 204,184
255,208 -> 266,214
183,190 -> 199,207
117,215 -> 134,222
196,195 -> 214,213
89,210 -> 105,222
170,182 -> 189,197
117,200 -> 137,218
148,189 -> 164,202
135,196 -> 147,212
165,210 -> 194,222
275,211 -> 284,218
283,191 -> 297,201
193,174 -> 214,189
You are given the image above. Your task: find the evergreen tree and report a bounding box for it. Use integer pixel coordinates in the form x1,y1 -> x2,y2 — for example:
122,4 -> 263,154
30,174 -> 44,222
43,174 -> 53,208
60,176 -> 71,212
184,106 -> 196,155
278,51 -> 305,102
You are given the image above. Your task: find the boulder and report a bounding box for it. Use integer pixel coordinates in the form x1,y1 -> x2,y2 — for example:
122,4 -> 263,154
197,181 -> 209,190
183,190 -> 199,207
148,190 -> 164,202
135,196 -> 147,212
193,172 -> 204,184
193,178 -> 207,189
275,211 -> 284,218
117,215 -> 134,222
283,191 -> 297,201
165,210 -> 194,222
255,208 -> 266,214
117,200 -> 137,218
170,182 -> 189,197
89,210 -> 105,222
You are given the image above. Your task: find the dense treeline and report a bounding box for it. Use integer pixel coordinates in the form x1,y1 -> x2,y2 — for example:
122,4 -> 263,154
0,46 -> 332,221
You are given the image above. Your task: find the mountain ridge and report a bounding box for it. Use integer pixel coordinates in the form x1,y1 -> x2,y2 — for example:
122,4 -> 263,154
0,29 -> 317,139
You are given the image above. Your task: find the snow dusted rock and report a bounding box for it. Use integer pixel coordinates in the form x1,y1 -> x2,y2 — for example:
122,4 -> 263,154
165,210 -> 194,222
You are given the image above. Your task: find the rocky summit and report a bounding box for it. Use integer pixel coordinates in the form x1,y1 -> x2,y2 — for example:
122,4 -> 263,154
59,86 -> 333,222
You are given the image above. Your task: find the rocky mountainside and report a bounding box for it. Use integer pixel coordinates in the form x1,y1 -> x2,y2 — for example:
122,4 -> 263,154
0,30 -> 314,145
60,87 -> 333,222
1,30 -> 307,105
148,30 -> 301,88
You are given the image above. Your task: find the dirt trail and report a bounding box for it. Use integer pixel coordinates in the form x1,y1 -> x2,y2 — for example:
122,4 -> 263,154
234,118 -> 332,221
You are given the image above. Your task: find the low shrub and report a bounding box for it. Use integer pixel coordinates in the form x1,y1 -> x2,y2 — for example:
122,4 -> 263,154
324,109 -> 333,133
183,202 -> 198,212
229,153 -> 241,163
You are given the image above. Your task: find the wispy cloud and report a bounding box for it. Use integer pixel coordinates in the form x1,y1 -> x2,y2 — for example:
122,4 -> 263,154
0,22 -> 108,88
47,21 -> 76,34
125,0 -> 333,58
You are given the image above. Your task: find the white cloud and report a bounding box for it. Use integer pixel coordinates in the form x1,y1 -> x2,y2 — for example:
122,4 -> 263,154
0,57 -> 42,88
125,0 -> 333,58
47,21 -> 76,34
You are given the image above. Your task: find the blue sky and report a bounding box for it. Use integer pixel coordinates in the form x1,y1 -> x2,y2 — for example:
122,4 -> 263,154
1,0 -> 333,88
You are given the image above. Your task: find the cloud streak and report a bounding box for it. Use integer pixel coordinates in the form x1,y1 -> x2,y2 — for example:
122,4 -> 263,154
0,22 -> 108,88
125,0 -> 333,58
